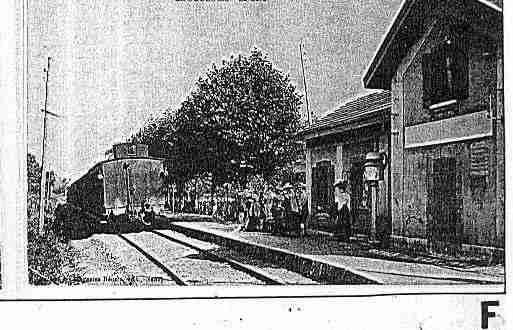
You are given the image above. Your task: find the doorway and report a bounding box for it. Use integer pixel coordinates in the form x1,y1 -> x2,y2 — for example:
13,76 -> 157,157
350,162 -> 370,236
427,157 -> 463,254
312,160 -> 334,214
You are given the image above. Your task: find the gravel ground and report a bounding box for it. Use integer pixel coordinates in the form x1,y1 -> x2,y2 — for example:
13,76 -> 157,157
68,234 -> 176,286
67,229 -> 318,286
125,232 -> 264,286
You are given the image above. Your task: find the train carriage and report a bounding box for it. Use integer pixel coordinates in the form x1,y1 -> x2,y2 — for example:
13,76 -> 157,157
65,143 -> 166,235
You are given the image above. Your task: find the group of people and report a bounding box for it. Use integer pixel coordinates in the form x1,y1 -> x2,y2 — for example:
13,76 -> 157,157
190,179 -> 353,241
194,182 -> 308,236
241,182 -> 308,236
238,179 -> 352,240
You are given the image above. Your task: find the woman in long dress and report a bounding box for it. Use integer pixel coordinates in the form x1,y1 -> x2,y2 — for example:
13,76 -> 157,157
244,195 -> 261,232
332,180 -> 351,242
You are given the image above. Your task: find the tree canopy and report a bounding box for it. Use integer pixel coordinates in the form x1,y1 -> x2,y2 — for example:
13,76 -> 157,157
134,48 -> 303,186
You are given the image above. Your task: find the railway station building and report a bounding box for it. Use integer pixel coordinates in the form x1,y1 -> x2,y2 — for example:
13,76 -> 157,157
298,91 -> 392,242
363,0 -> 504,257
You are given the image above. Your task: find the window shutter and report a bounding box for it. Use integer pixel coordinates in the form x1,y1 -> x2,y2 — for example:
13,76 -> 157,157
452,49 -> 469,100
312,166 -> 318,212
328,164 -> 335,207
422,54 -> 433,107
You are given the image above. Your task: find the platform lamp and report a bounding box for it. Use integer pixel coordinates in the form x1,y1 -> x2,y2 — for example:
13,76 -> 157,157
364,151 -> 387,245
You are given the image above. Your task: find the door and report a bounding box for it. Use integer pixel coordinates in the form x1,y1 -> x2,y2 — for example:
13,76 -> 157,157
427,157 -> 463,254
350,162 -> 371,236
312,160 -> 334,214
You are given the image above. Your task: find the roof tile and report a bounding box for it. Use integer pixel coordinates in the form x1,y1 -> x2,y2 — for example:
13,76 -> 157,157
301,90 -> 391,135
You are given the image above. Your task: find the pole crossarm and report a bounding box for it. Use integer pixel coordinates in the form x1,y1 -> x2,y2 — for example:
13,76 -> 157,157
40,108 -> 61,118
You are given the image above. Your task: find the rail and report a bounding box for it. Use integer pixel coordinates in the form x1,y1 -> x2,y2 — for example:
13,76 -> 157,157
151,230 -> 286,285
117,234 -> 188,286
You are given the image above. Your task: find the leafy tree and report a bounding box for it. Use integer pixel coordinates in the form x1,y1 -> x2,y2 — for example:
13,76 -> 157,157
132,108 -> 176,159
172,48 -> 303,184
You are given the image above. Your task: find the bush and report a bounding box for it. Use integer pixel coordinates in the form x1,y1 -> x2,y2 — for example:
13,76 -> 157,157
27,153 -> 79,285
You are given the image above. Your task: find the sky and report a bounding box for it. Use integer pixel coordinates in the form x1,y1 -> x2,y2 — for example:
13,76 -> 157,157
27,0 -> 402,180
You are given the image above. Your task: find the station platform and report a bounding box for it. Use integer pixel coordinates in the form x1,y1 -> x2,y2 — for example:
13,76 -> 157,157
161,216 -> 505,285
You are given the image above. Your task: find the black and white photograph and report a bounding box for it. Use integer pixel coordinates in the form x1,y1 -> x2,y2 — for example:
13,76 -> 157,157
20,0 -> 505,293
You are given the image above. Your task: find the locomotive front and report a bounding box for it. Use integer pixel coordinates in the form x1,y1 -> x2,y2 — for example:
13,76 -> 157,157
100,143 -> 166,229
65,143 -> 167,235
102,158 -> 166,220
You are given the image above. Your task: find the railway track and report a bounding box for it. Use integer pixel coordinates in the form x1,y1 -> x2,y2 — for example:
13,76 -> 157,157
117,230 -> 286,286
117,234 -> 188,285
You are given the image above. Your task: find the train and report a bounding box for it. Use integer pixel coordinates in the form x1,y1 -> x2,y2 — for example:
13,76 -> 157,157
58,143 -> 167,237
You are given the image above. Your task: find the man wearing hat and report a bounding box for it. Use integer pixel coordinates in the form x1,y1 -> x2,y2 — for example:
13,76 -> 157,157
297,182 -> 308,236
271,193 -> 285,234
331,179 -> 352,242
283,182 -> 301,236
243,193 -> 261,232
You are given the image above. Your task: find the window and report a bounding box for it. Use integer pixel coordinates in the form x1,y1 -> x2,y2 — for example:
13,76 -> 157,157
422,29 -> 469,117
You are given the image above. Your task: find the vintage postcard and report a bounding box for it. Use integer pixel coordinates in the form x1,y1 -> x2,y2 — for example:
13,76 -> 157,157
0,0 -> 508,327
0,1 -> 504,325
19,0 -> 505,292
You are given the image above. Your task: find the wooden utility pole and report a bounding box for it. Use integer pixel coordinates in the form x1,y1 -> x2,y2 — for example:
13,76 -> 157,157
299,41 -> 311,125
38,57 -> 61,235
38,57 -> 51,235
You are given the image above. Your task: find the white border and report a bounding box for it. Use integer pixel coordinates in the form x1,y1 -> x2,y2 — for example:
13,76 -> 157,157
12,284 -> 505,301
0,0 -> 507,304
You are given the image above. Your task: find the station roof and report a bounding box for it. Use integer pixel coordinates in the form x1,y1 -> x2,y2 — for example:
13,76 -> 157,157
363,0 -> 502,90
298,90 -> 391,140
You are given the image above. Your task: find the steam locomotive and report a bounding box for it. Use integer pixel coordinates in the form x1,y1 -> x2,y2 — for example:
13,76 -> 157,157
61,143 -> 167,237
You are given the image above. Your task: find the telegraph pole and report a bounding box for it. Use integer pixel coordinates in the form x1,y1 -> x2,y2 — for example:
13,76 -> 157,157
38,57 -> 61,235
299,41 -> 311,125
38,57 -> 51,234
